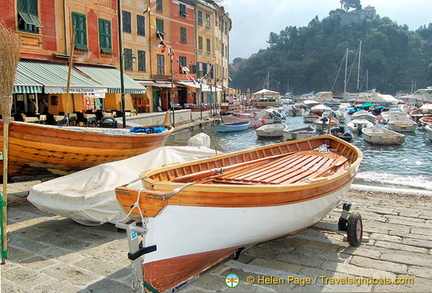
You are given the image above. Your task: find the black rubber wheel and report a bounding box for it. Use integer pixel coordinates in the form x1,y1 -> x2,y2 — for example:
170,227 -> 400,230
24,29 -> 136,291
347,212 -> 363,247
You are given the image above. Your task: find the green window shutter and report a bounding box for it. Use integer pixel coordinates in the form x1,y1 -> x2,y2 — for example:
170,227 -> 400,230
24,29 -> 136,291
156,19 -> 164,34
198,36 -> 203,50
122,10 -> 131,33
180,4 -> 186,17
138,50 -> 146,72
137,15 -> 145,36
197,10 -> 202,25
124,48 -> 133,71
99,19 -> 112,52
180,27 -> 186,44
72,12 -> 88,50
156,0 -> 163,12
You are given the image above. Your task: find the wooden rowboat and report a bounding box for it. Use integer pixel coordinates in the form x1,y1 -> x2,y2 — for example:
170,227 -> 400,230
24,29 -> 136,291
0,116 -> 173,177
115,135 -> 363,292
214,121 -> 250,132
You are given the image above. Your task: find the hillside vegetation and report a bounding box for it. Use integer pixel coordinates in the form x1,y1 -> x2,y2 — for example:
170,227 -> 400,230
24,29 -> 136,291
229,8 -> 432,96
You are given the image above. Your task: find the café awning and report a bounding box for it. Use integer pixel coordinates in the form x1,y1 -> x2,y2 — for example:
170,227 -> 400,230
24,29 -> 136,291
75,65 -> 146,94
17,60 -> 107,94
13,70 -> 43,94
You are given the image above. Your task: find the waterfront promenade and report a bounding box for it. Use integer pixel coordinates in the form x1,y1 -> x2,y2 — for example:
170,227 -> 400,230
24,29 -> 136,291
1,180 -> 431,292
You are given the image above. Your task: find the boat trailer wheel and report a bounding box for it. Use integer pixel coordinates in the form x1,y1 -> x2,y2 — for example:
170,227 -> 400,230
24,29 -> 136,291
338,202 -> 363,247
347,212 -> 363,247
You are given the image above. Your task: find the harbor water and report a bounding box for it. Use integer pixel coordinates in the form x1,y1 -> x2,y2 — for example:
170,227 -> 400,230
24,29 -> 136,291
166,112 -> 432,192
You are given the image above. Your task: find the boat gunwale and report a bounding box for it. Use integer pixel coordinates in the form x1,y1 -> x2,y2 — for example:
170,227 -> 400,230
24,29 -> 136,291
140,135 -> 363,190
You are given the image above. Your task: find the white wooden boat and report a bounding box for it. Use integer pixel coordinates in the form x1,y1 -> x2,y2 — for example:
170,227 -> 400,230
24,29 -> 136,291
283,125 -> 316,140
115,135 -> 363,292
351,110 -> 377,124
255,122 -> 288,137
347,119 -> 374,134
418,116 -> 432,127
387,117 -> 417,132
362,127 -> 405,145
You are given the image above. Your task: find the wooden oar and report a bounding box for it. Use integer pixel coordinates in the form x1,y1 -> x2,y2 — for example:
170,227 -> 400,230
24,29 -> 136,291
170,152 -> 294,183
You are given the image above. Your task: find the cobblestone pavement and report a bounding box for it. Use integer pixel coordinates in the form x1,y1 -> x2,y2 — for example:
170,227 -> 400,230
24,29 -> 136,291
1,181 -> 432,292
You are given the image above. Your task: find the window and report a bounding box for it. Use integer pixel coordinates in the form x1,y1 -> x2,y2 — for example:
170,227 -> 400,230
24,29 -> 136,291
137,15 -> 145,36
124,48 -> 133,71
17,0 -> 43,33
138,50 -> 146,72
72,12 -> 87,51
179,4 -> 186,17
179,56 -> 186,74
180,27 -> 187,44
157,54 -> 165,75
156,19 -> 164,39
98,19 -> 112,54
206,38 -> 211,53
205,13 -> 211,28
198,36 -> 203,51
197,10 -> 202,25
122,10 -> 131,33
156,0 -> 163,12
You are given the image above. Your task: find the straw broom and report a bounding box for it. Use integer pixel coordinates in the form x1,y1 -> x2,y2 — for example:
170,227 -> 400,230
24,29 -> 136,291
0,22 -> 21,264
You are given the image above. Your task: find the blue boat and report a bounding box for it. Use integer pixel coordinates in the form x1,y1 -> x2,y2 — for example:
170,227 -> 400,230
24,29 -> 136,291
214,121 -> 250,132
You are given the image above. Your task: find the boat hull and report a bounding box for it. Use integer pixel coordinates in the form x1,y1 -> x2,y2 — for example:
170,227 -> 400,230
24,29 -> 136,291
143,185 -> 348,291
362,127 -> 405,145
115,135 -> 363,292
0,121 -> 173,177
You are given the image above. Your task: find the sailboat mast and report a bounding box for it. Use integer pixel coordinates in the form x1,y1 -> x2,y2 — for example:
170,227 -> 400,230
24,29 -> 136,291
357,40 -> 362,92
344,48 -> 348,93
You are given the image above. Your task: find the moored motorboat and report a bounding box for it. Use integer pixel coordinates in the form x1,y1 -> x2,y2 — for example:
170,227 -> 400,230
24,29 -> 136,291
282,125 -> 316,140
115,135 -> 363,292
303,112 -> 320,123
347,119 -> 374,135
387,117 -> 417,132
362,127 -> 405,145
214,121 -> 250,132
255,122 -> 288,137
330,125 -> 354,142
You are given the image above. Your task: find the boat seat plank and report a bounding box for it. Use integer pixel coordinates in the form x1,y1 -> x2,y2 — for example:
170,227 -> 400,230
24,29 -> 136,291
230,155 -> 314,182
236,155 -> 325,183
256,156 -> 330,184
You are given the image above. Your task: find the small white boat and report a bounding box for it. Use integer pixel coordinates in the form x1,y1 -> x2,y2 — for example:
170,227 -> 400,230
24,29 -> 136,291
418,116 -> 432,127
347,119 -> 374,134
313,117 -> 339,131
310,104 -> 331,115
387,117 -> 417,132
351,110 -> 377,124
303,112 -> 320,123
256,123 -> 288,137
362,127 -> 405,145
425,124 -> 432,140
379,110 -> 409,124
214,121 -> 250,132
283,125 -> 316,140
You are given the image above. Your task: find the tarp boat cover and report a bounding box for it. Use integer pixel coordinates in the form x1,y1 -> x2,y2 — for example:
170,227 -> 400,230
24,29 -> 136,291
28,134 -> 217,226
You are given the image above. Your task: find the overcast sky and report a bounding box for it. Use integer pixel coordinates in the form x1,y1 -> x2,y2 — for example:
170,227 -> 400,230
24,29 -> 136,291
221,0 -> 432,62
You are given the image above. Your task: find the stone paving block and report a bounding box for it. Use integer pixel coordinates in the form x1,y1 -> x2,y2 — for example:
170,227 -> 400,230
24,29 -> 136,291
370,233 -> 402,243
386,215 -> 431,228
41,263 -> 102,287
402,237 -> 432,249
8,233 -> 50,254
80,277 -> 136,293
380,253 -> 432,268
339,246 -> 381,260
349,256 -> 407,274
321,260 -> 396,279
374,240 -> 429,254
2,266 -> 58,290
249,257 -> 303,274
407,266 -> 432,279
410,227 -> 431,236
276,251 -> 325,268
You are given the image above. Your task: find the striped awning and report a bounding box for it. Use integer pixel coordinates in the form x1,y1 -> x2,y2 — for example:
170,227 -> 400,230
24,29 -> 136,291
13,70 -> 43,94
17,60 -> 107,94
75,65 -> 146,94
